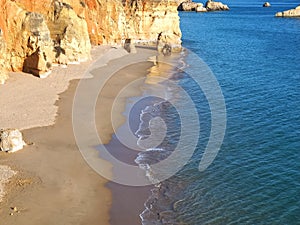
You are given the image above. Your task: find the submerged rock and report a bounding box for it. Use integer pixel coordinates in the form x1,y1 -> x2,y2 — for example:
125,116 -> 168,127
263,2 -> 271,7
0,129 -> 26,153
205,0 -> 230,11
276,5 -> 300,17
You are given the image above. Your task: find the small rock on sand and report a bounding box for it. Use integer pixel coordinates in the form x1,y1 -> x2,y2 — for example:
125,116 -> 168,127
0,129 -> 26,153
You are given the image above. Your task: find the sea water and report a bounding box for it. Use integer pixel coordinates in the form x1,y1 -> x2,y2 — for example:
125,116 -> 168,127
136,1 -> 300,224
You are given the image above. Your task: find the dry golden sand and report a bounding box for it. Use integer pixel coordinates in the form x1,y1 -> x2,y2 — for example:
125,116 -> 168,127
0,46 -> 157,225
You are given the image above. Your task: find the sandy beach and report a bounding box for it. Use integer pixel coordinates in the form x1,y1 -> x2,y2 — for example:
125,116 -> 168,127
0,46 -> 157,224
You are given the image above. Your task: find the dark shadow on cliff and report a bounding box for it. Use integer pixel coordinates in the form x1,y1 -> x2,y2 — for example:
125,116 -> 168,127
23,47 -> 52,77
54,46 -> 66,58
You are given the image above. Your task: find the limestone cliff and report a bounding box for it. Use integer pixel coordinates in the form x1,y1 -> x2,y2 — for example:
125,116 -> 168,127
1,1 -> 44,73
124,0 -> 182,50
0,30 -> 8,84
0,0 -> 91,77
0,0 -> 182,82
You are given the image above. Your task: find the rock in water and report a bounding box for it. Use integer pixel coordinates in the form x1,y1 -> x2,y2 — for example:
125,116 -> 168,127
196,4 -> 208,12
263,2 -> 271,7
205,0 -> 230,11
178,1 -> 207,12
178,0 -> 199,11
276,5 -> 300,17
0,129 -> 26,153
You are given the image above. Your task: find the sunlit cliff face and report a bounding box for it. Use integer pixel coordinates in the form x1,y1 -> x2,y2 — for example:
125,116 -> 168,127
0,0 -> 181,81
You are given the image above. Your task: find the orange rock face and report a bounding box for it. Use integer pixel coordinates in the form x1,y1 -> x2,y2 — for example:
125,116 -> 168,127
0,0 -> 182,81
0,31 -> 8,84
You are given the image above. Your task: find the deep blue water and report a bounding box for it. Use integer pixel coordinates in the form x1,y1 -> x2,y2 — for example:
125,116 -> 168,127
171,2 -> 300,225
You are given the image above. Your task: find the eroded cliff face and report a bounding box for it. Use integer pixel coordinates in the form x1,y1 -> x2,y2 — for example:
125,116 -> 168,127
0,0 -> 91,76
124,0 -> 182,50
0,31 -> 8,84
0,0 -> 182,82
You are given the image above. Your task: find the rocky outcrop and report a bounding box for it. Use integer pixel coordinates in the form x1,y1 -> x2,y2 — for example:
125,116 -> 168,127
157,32 -> 176,55
21,12 -> 53,77
276,5 -> 300,17
178,0 -> 199,11
1,2 -> 53,76
178,1 -> 207,12
124,0 -> 182,52
263,2 -> 271,7
0,129 -> 26,153
179,0 -> 229,12
205,0 -> 229,11
0,0 -> 182,81
196,4 -> 208,12
49,1 -> 91,64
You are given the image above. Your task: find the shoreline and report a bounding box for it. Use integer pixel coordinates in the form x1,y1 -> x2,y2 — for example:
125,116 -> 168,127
0,46 -> 158,224
0,45 -> 126,130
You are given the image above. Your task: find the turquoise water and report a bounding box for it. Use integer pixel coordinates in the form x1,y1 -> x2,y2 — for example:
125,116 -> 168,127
170,2 -> 300,225
104,2 -> 300,224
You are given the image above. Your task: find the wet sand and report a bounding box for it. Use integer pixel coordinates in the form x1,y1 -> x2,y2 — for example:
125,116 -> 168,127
0,46 -> 157,225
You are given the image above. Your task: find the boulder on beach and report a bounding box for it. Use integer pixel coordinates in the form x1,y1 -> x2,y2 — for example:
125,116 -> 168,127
263,2 -> 271,7
205,0 -> 230,11
0,129 -> 26,153
275,5 -> 300,17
